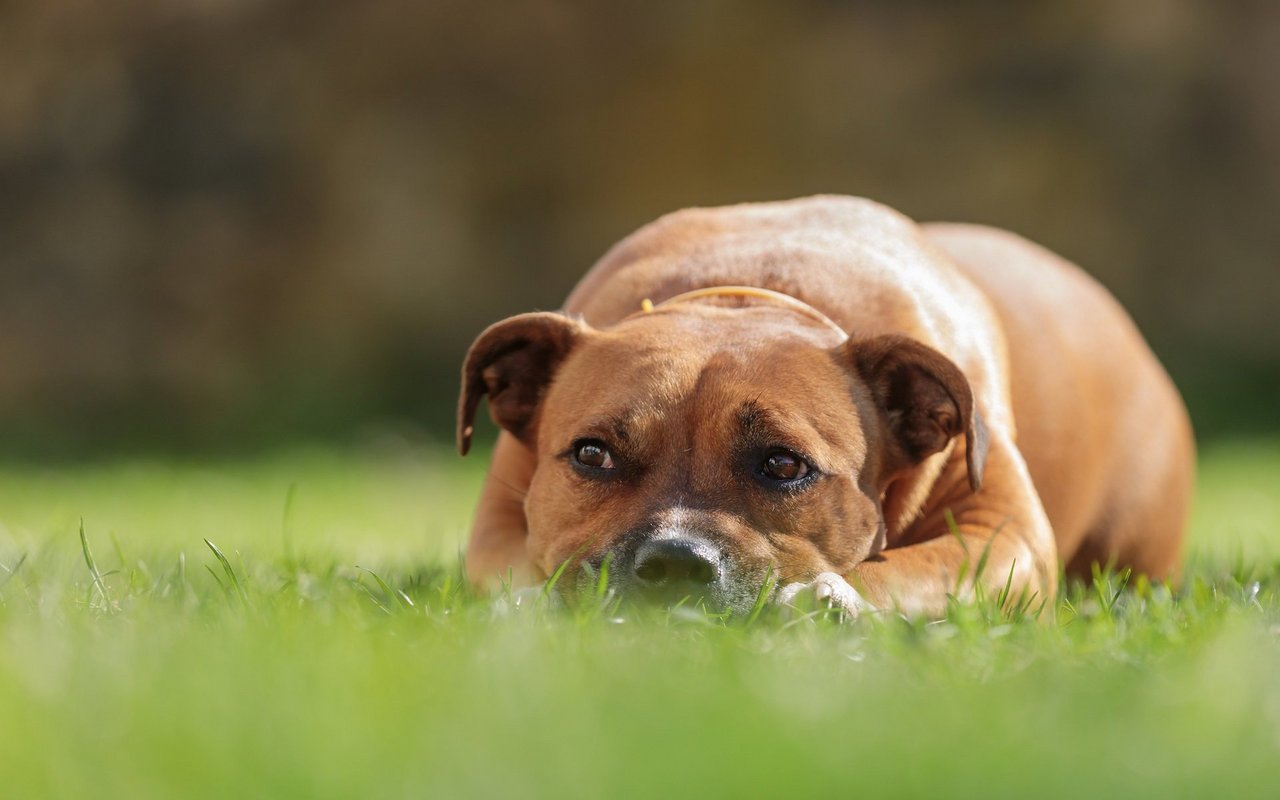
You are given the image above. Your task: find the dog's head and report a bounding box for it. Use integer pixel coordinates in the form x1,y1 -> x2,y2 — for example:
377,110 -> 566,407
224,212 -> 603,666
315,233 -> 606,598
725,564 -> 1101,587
458,302 -> 986,613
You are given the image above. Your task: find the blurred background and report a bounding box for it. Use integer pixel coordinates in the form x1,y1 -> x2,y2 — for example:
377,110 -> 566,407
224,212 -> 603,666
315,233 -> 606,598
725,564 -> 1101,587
2,0 -> 1277,458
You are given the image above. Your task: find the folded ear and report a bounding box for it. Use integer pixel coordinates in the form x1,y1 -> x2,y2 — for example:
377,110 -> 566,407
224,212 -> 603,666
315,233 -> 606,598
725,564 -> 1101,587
838,334 -> 988,491
457,312 -> 585,456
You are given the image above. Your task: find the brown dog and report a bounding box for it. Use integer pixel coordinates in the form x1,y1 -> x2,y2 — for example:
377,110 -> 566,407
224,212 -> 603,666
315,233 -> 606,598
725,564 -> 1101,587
458,196 -> 1194,617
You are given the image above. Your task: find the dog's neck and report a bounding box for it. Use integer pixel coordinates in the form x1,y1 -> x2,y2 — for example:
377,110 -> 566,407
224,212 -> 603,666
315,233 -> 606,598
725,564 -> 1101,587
645,285 -> 849,341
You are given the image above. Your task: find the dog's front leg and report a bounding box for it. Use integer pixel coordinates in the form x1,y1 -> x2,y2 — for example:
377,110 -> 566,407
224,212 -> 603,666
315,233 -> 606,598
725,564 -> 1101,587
465,432 -> 540,590
852,441 -> 1058,618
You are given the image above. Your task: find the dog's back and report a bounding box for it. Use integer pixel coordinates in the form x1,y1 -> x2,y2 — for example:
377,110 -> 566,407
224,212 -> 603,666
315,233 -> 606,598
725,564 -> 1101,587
926,223 -> 1194,578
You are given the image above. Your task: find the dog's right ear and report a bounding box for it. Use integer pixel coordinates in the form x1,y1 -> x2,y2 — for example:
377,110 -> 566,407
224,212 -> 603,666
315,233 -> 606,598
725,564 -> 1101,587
457,312 -> 586,455
837,334 -> 988,492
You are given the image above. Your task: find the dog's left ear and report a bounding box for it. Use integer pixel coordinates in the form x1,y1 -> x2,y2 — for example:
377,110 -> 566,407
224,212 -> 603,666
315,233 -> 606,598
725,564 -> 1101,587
837,334 -> 989,491
457,312 -> 586,456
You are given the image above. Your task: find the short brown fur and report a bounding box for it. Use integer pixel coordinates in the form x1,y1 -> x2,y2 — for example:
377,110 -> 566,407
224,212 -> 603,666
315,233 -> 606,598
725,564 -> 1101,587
458,196 -> 1194,616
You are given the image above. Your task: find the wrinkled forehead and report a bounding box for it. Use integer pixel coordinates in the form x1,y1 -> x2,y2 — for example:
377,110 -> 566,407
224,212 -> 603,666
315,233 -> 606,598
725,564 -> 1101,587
541,309 -> 863,451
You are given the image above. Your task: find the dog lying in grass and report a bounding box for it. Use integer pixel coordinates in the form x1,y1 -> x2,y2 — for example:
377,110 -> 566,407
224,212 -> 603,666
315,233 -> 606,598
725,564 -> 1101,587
458,195 -> 1194,617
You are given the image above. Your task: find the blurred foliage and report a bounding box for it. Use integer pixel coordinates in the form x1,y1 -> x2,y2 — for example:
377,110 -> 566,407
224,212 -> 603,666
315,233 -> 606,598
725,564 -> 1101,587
1,0 -> 1277,455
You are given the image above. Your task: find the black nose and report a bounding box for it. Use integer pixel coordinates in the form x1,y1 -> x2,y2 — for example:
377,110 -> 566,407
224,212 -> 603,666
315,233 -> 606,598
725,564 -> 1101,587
632,538 -> 722,588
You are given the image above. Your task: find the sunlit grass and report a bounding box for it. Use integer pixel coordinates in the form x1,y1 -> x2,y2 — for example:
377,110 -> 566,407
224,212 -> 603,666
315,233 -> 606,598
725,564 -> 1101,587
0,437 -> 1278,798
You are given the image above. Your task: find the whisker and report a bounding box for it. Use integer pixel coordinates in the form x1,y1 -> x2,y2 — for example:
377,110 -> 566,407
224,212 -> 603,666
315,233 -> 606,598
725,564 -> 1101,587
489,474 -> 529,500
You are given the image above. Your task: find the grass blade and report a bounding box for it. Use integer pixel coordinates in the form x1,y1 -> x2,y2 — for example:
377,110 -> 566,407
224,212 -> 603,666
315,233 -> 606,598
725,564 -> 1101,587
0,552 -> 27,591
79,519 -> 115,614
744,566 -> 776,627
357,566 -> 415,610
205,538 -> 250,608
352,579 -> 392,614
945,509 -> 971,591
205,565 -> 228,593
543,539 -> 597,602
594,552 -> 614,603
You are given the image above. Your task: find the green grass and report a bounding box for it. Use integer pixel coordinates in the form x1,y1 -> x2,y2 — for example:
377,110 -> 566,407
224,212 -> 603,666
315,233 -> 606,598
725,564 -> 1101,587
1,438 -> 1279,798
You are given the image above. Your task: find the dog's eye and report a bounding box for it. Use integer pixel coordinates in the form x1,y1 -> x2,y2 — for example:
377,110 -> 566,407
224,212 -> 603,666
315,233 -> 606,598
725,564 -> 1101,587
758,450 -> 810,483
573,440 -> 615,470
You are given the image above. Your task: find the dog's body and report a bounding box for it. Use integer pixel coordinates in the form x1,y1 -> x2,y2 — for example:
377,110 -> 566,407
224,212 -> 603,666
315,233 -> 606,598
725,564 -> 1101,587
459,196 -> 1194,616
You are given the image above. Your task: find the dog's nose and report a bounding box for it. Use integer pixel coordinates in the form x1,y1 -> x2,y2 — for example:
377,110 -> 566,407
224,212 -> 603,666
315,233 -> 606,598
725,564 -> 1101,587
632,538 -> 722,588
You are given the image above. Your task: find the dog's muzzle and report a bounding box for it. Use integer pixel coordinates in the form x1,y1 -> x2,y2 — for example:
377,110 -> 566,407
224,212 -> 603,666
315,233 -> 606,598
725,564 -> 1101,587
631,537 -> 724,600
581,529 -> 768,611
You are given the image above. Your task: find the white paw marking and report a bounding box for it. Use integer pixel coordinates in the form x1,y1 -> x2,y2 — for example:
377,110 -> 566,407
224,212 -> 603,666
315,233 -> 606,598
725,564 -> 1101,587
777,572 -> 875,619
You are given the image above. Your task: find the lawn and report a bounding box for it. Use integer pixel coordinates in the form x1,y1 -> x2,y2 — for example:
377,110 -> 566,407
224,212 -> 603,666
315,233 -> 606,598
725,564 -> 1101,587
1,437 -> 1278,799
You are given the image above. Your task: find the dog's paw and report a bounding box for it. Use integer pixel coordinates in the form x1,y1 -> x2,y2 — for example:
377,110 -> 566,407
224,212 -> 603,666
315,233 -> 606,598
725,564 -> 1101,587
777,572 -> 875,620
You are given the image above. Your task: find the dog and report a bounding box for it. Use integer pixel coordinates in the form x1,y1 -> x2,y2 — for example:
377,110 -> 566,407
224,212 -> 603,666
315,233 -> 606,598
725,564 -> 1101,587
457,196 -> 1194,617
